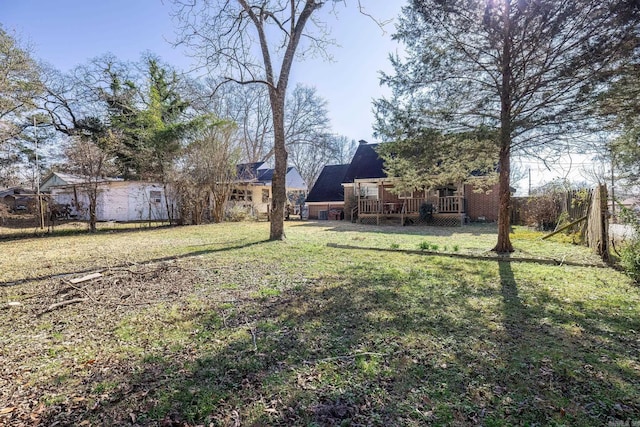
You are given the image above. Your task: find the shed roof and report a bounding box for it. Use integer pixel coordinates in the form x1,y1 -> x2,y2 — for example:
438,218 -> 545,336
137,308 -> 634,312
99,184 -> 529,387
306,164 -> 350,202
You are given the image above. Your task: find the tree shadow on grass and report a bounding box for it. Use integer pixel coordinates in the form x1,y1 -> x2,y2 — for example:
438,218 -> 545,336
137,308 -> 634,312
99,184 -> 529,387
0,239 -> 270,287
0,221 -> 170,241
295,220 -> 498,237
496,260 -> 640,424
31,258 -> 640,426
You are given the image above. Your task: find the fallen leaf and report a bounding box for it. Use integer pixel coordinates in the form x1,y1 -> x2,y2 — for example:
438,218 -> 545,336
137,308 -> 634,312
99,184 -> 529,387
0,407 -> 16,414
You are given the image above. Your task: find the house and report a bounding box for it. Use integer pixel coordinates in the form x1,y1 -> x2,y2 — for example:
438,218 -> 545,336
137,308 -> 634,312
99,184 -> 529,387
0,187 -> 36,212
306,140 -> 502,225
229,162 -> 308,218
41,172 -> 169,222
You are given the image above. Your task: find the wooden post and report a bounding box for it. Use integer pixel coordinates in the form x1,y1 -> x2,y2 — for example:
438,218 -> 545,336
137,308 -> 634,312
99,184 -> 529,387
458,184 -> 463,226
599,185 -> 610,263
585,185 -> 610,262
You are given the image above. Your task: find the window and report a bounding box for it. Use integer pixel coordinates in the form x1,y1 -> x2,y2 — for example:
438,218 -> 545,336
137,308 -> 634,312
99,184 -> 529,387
262,189 -> 270,203
437,187 -> 457,198
359,184 -> 379,199
230,188 -> 252,202
150,190 -> 162,204
398,190 -> 413,199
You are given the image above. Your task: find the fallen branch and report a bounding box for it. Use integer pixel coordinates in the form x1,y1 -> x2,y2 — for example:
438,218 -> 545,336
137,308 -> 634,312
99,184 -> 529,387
39,298 -> 87,316
326,243 -> 607,268
69,272 -> 103,284
542,216 -> 587,240
68,283 -> 100,305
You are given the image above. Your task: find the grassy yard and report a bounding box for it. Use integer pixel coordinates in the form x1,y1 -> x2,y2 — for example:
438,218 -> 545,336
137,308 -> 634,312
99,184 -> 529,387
1,221 -> 638,426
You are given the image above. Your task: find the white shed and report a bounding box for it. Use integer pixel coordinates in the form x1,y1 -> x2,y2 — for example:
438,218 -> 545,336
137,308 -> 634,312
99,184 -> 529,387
49,180 -> 169,222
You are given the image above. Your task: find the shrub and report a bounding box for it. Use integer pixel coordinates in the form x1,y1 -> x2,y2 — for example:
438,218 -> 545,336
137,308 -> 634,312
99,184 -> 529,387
618,205 -> 640,282
620,240 -> 640,282
418,241 -> 430,250
525,192 -> 563,231
225,204 -> 255,222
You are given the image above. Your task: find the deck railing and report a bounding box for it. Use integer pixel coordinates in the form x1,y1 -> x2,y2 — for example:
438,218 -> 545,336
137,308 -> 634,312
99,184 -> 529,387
358,196 -> 465,214
437,196 -> 464,213
359,199 -> 382,214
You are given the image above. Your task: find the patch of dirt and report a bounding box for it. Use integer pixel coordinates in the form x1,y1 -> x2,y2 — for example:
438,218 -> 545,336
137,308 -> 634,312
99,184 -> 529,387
0,260 -> 214,426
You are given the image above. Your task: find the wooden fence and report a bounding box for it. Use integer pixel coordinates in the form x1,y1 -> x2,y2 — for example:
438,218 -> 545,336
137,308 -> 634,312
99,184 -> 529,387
514,186 -> 609,262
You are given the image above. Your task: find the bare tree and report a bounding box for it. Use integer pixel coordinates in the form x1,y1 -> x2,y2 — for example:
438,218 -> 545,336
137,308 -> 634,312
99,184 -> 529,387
192,81 -> 275,163
177,122 -> 241,224
62,128 -> 118,232
172,0 -> 334,240
0,26 -> 43,186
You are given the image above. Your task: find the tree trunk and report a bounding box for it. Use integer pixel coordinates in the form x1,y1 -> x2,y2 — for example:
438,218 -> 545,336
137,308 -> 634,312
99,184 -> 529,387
270,90 -> 287,240
493,0 -> 514,253
493,144 -> 513,253
89,189 -> 97,233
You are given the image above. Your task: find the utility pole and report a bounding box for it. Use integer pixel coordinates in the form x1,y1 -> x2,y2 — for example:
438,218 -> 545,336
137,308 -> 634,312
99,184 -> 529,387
34,116 -> 44,229
528,168 -> 531,196
609,145 -> 615,223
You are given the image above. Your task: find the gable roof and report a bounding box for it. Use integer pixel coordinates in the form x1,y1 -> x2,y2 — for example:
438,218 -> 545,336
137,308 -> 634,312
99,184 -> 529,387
0,187 -> 34,198
236,162 -> 268,181
306,164 -> 350,203
258,167 -> 307,190
342,141 -> 386,183
40,172 -> 123,192
234,163 -> 308,190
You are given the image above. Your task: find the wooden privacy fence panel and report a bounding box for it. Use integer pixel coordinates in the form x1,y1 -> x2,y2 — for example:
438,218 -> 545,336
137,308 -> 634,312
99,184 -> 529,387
564,189 -> 592,221
511,197 -> 529,225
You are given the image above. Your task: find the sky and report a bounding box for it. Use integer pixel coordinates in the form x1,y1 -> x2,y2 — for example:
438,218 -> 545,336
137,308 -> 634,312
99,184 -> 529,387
1,1 -> 606,195
2,0 -> 401,143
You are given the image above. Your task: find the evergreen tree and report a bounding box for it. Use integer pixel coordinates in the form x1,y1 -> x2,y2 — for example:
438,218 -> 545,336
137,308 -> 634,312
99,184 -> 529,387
376,0 -> 639,252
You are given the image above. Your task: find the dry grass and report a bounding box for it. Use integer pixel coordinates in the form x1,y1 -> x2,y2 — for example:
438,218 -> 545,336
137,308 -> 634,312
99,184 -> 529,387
1,221 -> 638,426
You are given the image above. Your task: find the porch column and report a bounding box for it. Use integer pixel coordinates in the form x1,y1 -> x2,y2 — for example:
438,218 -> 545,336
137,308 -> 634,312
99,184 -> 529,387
458,183 -> 463,225
377,181 -> 382,225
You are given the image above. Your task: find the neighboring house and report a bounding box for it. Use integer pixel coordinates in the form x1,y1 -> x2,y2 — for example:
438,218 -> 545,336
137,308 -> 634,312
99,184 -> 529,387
306,140 -> 503,225
611,197 -> 639,213
230,162 -> 308,218
41,172 -> 169,222
0,187 -> 36,212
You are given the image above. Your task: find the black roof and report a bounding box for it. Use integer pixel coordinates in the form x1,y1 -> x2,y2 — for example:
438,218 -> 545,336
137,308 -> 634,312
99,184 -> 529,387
257,167 -> 295,182
342,142 -> 385,183
236,162 -> 265,181
306,164 -> 350,202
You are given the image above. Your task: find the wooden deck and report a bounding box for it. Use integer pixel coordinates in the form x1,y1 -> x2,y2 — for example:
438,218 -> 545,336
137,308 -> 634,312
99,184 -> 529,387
355,196 -> 466,226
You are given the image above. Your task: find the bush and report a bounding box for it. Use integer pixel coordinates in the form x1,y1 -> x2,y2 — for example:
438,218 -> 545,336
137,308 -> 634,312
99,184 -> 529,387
620,240 -> 640,282
618,205 -> 640,282
525,193 -> 562,230
225,204 -> 255,222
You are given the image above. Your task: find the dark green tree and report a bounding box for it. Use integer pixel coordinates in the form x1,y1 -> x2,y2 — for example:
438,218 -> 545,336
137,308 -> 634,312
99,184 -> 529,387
599,59 -> 640,190
104,57 -> 193,182
376,0 -> 639,252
